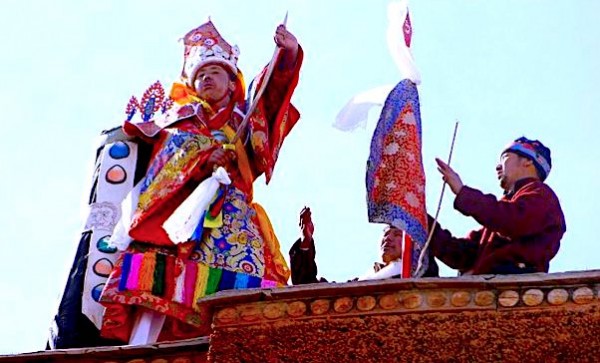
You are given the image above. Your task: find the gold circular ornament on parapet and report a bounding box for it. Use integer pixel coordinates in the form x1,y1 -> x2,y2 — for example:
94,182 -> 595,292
474,291 -> 495,307
401,293 -> 423,309
238,305 -> 262,322
547,289 -> 569,306
379,294 -> 400,310
450,291 -> 472,307
172,358 -> 192,363
522,289 -> 544,306
215,307 -> 239,325
356,296 -> 377,311
263,303 -> 286,320
287,301 -> 307,317
426,292 -> 447,308
572,287 -> 594,305
310,299 -> 331,315
333,297 -> 354,313
498,290 -> 519,307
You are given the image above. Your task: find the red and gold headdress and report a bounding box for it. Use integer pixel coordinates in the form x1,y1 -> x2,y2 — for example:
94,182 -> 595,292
180,20 -> 240,89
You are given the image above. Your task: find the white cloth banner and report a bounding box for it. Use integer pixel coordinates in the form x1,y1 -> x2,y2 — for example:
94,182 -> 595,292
357,259 -> 402,281
82,140 -> 138,329
334,0 -> 420,132
163,166 -> 231,243
108,180 -> 142,251
334,84 -> 395,131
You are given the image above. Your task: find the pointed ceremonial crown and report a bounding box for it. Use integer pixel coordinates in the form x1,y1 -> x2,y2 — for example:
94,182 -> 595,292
180,20 -> 240,88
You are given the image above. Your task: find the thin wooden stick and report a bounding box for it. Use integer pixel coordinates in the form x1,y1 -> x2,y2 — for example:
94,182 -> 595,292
415,120 -> 459,277
230,12 -> 288,144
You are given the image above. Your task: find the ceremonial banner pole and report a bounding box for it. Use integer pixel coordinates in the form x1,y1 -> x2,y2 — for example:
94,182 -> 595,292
230,12 -> 288,145
415,120 -> 459,277
402,233 -> 412,278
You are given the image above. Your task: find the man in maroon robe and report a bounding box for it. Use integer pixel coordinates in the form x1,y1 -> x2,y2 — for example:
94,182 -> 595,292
430,137 -> 566,275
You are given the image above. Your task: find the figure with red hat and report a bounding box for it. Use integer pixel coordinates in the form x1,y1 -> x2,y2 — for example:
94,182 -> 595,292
93,19 -> 303,344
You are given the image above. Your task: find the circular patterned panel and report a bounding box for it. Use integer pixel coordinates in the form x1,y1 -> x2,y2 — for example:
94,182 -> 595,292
215,308 -> 238,325
333,297 -> 353,313
379,294 -> 399,310
263,303 -> 286,320
240,261 -> 256,275
356,296 -> 377,311
106,165 -> 127,184
310,299 -> 330,315
239,305 -> 261,322
450,291 -> 471,307
109,141 -> 130,159
97,235 -> 117,254
474,291 -> 495,307
522,289 -> 544,307
498,290 -> 519,307
402,293 -> 423,309
426,292 -> 447,308
288,301 -> 307,317
547,289 -> 569,305
91,283 -> 105,302
93,258 -> 114,277
573,287 -> 594,305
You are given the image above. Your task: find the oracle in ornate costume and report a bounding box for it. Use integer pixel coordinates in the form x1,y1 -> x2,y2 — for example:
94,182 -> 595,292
97,19 -> 303,343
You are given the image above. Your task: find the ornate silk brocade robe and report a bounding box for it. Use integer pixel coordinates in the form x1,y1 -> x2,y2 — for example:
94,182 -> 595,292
100,49 -> 303,342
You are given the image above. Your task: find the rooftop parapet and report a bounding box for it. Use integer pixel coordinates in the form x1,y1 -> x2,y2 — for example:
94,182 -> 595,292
2,270 -> 599,362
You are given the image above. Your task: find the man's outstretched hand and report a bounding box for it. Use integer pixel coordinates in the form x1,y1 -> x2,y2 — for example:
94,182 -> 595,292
435,158 -> 464,195
274,24 -> 299,69
274,24 -> 298,52
299,206 -> 314,248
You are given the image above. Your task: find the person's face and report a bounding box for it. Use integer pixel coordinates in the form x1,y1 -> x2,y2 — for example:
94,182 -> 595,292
194,64 -> 235,106
380,227 -> 403,264
496,152 -> 532,191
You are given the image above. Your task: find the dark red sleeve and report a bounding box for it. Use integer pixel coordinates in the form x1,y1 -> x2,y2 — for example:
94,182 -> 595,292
454,183 -> 552,239
428,215 -> 482,272
262,45 -> 303,126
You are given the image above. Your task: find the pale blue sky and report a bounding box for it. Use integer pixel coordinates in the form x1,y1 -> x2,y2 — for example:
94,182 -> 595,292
0,0 -> 598,355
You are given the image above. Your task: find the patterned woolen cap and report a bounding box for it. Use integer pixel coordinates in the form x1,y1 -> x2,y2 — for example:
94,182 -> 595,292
503,136 -> 552,181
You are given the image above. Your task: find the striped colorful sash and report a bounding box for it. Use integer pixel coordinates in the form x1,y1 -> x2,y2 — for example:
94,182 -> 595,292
117,251 -> 277,311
